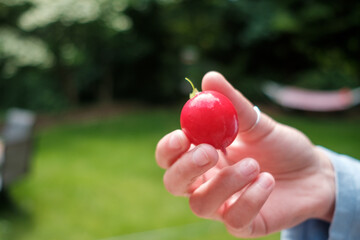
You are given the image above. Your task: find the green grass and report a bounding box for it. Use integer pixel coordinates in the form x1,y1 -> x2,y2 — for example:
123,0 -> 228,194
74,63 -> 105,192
0,107 -> 359,240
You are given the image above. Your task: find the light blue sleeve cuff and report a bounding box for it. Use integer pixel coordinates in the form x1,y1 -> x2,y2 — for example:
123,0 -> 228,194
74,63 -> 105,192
281,147 -> 360,240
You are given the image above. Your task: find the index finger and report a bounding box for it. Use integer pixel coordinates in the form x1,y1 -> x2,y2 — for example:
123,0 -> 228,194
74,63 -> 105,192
202,72 -> 276,142
155,129 -> 191,169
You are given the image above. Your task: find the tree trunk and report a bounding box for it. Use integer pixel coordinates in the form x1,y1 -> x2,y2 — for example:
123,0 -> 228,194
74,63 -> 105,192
58,66 -> 79,105
98,68 -> 114,104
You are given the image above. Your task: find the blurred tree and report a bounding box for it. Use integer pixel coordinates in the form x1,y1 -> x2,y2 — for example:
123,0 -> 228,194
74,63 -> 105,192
0,0 -> 359,110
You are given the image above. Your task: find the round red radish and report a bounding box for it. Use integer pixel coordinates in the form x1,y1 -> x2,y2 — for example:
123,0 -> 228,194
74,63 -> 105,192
180,78 -> 239,152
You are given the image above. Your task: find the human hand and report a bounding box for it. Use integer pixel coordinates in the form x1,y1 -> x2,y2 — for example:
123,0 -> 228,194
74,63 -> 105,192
155,71 -> 335,238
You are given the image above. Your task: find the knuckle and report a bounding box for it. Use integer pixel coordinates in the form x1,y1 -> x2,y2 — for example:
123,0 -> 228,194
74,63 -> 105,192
226,224 -> 254,239
155,130 -> 190,169
219,166 -> 247,186
241,198 -> 259,212
223,212 -> 247,230
155,144 -> 169,169
156,154 -> 168,169
163,172 -> 181,196
189,195 -> 212,218
218,166 -> 235,180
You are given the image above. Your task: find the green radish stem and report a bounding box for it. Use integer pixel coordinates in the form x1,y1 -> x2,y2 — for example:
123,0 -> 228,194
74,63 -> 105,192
185,77 -> 199,99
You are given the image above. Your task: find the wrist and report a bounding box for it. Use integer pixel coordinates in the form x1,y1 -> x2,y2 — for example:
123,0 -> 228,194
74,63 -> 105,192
313,146 -> 335,222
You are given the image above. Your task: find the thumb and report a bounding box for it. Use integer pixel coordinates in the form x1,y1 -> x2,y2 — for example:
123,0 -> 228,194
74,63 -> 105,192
201,71 -> 276,142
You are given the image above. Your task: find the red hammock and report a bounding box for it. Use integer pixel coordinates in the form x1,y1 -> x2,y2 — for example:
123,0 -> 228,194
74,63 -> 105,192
262,82 -> 360,112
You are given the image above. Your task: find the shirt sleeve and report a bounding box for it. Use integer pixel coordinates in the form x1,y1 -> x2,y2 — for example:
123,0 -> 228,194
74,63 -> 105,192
281,147 -> 360,240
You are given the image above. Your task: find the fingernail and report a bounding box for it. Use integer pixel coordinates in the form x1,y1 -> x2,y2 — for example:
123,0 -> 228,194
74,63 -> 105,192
192,147 -> 210,166
238,159 -> 258,176
168,131 -> 182,150
257,174 -> 273,189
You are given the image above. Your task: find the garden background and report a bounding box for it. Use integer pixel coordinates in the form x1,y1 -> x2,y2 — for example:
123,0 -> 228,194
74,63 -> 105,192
0,0 -> 359,239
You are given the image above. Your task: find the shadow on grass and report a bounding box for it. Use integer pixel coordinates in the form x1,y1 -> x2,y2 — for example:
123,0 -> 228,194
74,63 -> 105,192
100,221 -> 279,240
0,189 -> 33,240
100,221 -> 219,240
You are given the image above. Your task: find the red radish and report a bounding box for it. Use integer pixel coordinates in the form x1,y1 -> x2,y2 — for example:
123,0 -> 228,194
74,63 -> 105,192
180,78 -> 239,153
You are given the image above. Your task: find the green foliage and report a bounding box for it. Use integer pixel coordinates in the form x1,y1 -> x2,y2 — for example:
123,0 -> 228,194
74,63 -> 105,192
0,0 -> 359,110
0,68 -> 67,111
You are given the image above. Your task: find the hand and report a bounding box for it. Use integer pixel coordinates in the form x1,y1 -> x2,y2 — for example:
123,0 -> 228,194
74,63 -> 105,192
155,71 -> 335,238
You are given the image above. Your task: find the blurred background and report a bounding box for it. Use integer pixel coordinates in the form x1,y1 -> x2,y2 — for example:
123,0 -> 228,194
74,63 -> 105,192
1,0 -> 360,109
0,0 -> 359,240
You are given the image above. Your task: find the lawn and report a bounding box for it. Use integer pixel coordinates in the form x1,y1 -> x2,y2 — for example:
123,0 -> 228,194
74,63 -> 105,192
0,106 -> 359,240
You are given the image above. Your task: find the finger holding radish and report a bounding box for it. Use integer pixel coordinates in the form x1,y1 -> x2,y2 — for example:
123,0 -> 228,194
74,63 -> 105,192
180,78 -> 239,153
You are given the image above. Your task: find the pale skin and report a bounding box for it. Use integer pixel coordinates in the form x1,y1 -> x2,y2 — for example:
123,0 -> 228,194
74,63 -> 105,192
155,71 -> 335,238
